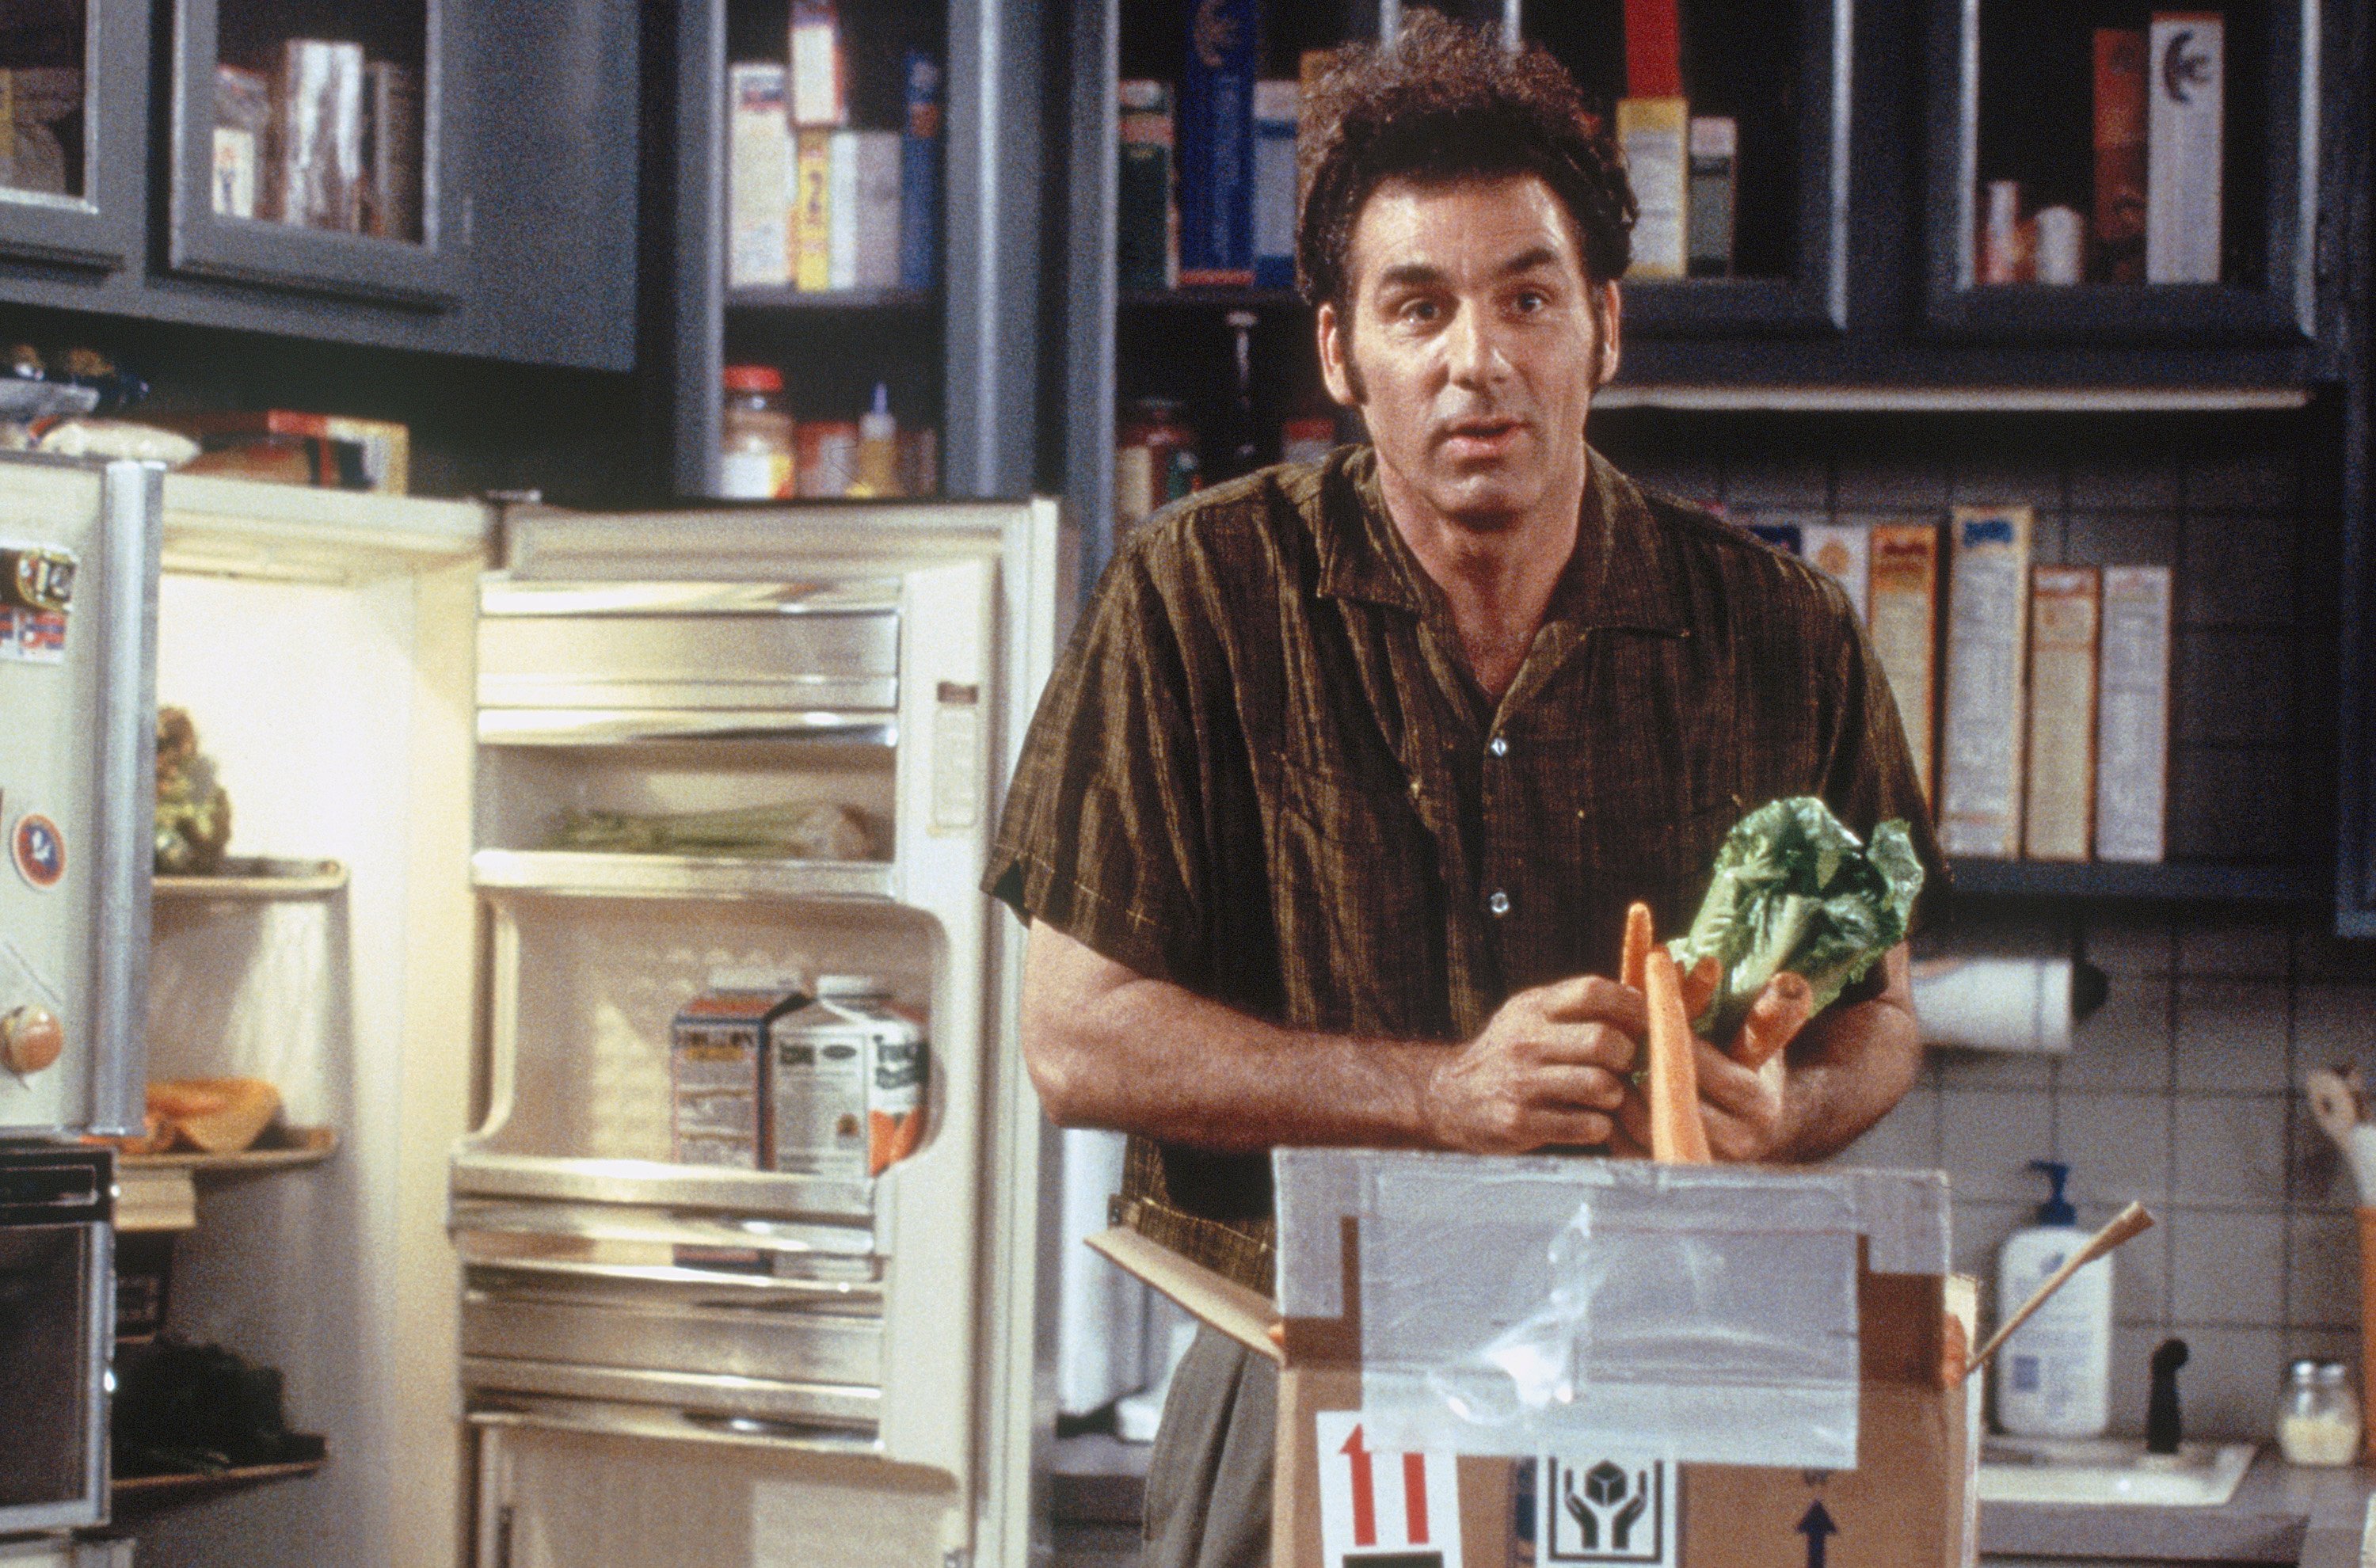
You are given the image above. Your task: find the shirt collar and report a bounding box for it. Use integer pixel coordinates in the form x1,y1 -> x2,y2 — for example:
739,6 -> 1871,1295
1316,444 -> 1689,634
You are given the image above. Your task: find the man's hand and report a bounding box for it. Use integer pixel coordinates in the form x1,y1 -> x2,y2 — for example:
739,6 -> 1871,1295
1612,943 -> 1921,1164
1616,1040 -> 1791,1162
1422,976 -> 1646,1153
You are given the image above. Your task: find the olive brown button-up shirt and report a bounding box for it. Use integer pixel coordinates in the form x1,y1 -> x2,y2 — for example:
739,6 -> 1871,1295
985,443 -> 1944,1291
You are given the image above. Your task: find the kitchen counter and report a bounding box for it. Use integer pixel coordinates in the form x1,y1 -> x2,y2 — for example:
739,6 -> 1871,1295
1052,1437 -> 2376,1566
1981,1450 -> 2374,1566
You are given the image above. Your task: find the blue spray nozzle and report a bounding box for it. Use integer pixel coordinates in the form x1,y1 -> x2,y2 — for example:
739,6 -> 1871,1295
870,382 -> 891,417
2028,1159 -> 2077,1226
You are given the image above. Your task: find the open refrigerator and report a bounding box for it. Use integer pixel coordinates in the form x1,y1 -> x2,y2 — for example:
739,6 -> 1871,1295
451,501 -> 1068,1568
125,485 -> 1068,1568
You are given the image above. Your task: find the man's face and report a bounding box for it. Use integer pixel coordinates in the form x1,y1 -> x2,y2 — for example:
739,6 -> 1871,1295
1318,173 -> 1619,531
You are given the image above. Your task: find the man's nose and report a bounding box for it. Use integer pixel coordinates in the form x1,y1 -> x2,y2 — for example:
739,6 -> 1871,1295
1445,302 -> 1510,386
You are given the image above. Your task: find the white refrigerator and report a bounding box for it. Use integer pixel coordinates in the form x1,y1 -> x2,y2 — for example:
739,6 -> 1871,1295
131,483 -> 1068,1568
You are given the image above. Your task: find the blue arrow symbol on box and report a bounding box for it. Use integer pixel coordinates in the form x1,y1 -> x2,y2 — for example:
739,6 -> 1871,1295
1797,1501 -> 1838,1568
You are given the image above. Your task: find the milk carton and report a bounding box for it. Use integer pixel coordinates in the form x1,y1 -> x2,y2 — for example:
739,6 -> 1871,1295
769,975 -> 927,1180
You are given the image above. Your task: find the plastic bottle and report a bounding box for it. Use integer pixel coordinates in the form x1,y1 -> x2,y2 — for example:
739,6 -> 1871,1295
1994,1160 -> 2112,1437
851,382 -> 901,498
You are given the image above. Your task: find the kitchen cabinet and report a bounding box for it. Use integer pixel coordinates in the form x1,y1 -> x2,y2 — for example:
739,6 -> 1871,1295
1524,0 -> 1854,338
0,0 -> 636,370
1921,0 -> 2321,348
661,0 -> 1043,499
0,0 -> 147,273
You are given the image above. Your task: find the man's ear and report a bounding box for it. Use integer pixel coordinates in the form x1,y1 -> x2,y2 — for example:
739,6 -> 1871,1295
1591,280 -> 1623,390
1316,300 -> 1360,408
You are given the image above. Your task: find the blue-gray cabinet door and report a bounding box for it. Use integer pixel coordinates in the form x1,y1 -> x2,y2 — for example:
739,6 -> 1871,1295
162,0 -> 465,310
0,0 -> 147,274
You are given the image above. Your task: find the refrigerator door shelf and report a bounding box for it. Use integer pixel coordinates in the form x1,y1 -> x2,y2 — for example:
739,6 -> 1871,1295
477,709 -> 897,748
469,849 -> 896,903
462,1356 -> 881,1433
478,601 -> 897,714
463,1283 -> 882,1386
451,1152 -> 874,1227
477,578 -> 901,618
466,1395 -> 883,1459
461,1254 -> 884,1307
452,1199 -> 873,1268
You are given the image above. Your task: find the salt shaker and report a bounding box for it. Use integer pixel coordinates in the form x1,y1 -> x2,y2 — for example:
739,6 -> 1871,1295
2275,1359 -> 2362,1467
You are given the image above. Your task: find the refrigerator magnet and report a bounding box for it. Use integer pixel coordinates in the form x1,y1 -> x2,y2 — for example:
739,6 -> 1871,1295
12,813 -> 63,890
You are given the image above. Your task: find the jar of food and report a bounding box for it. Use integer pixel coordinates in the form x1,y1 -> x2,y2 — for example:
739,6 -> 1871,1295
1116,397 -> 1198,532
2275,1359 -> 2361,1466
720,364 -> 796,498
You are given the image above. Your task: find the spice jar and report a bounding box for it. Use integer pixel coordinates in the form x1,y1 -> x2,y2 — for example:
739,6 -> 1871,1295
2275,1359 -> 2361,1466
1115,397 -> 1198,532
719,364 -> 795,499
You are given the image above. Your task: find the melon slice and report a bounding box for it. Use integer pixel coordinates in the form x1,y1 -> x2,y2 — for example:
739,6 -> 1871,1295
147,1077 -> 282,1154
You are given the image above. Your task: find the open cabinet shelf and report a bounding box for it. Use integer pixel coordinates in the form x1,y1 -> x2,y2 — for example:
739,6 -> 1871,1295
1948,857 -> 2326,901
152,858 -> 348,900
111,1459 -> 327,1513
119,1126 -> 340,1173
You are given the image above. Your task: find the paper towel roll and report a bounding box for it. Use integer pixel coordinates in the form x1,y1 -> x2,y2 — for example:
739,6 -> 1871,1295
1912,957 -> 2079,1052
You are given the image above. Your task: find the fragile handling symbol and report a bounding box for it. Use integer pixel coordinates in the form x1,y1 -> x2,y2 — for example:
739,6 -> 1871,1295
1795,1501 -> 1838,1568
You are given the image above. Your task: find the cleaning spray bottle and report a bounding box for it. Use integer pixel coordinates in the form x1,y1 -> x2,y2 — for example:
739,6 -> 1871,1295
1995,1159 -> 2113,1437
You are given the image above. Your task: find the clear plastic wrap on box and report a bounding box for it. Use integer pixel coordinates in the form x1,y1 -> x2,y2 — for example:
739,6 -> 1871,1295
1272,1151 -> 1950,1469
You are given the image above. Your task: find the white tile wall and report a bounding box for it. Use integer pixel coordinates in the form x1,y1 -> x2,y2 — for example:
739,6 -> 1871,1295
1593,414 -> 2370,1443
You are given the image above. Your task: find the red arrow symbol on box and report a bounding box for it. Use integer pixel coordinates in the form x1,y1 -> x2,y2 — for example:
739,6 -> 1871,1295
1797,1501 -> 1838,1568
1340,1425 -> 1376,1546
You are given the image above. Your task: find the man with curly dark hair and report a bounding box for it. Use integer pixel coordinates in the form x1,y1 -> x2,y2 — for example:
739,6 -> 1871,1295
988,14 -> 1942,1564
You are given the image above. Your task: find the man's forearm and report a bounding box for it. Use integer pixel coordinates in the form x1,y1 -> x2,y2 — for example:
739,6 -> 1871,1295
1022,921 -> 1643,1154
1772,957 -> 1923,1162
1023,926 -> 1443,1151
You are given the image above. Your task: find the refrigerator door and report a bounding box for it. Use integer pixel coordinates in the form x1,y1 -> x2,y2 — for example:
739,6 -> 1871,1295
455,498 -> 1068,1568
0,456 -> 155,1138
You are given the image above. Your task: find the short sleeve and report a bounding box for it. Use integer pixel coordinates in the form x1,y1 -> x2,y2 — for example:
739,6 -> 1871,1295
1815,594 -> 1952,934
984,539 -> 1223,991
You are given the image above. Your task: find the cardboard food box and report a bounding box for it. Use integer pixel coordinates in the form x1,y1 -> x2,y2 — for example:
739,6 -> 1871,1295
1094,1152 -> 1978,1568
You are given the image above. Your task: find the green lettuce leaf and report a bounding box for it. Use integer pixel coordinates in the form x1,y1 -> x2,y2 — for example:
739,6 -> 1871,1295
1666,796 -> 1925,1042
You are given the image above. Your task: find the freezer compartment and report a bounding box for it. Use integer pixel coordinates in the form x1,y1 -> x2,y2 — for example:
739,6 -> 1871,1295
476,579 -> 900,714
473,736 -> 894,865
463,1269 -> 883,1387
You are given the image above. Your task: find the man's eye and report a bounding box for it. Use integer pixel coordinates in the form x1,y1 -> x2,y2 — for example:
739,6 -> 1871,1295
1399,299 -> 1440,324
1512,290 -> 1548,313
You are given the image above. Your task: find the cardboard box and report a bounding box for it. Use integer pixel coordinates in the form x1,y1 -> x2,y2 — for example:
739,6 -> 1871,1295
1095,1154 -> 1978,1568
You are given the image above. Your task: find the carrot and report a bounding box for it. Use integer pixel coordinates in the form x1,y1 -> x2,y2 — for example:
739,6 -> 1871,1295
1620,901 -> 1654,991
1643,948 -> 1712,1163
1680,954 -> 1721,1022
1732,972 -> 1814,1069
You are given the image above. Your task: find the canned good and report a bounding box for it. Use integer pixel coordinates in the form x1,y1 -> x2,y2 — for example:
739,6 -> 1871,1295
797,421 -> 861,498
1280,415 -> 1336,467
769,975 -> 927,1180
1116,397 -> 1198,531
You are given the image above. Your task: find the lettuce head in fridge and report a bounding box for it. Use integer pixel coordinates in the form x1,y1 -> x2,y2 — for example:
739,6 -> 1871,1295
1666,796 -> 1925,1044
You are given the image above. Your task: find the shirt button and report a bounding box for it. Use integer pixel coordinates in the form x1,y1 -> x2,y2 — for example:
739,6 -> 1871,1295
1488,735 -> 1509,758
1487,889 -> 1511,917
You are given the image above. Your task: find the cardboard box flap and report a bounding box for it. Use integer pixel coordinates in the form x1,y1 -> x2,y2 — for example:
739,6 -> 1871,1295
1087,1224 -> 1284,1365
